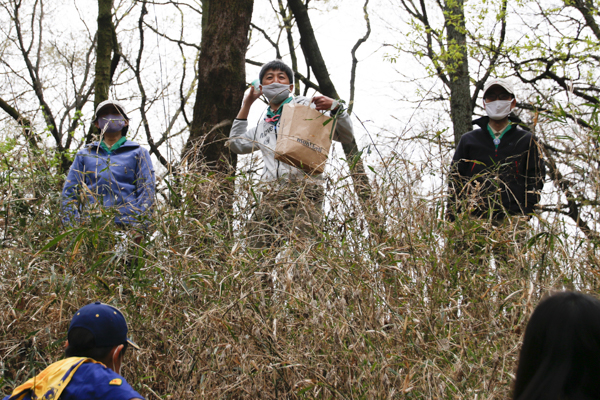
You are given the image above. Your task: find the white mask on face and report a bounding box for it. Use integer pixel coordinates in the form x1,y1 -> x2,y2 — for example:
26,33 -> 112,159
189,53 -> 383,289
261,83 -> 291,104
485,100 -> 513,120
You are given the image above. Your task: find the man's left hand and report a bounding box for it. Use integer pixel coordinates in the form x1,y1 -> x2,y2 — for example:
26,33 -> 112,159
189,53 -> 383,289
311,96 -> 336,111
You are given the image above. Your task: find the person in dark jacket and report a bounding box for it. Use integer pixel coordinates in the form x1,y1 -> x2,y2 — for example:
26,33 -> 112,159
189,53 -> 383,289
61,100 -> 155,229
446,78 -> 545,268
448,78 -> 545,221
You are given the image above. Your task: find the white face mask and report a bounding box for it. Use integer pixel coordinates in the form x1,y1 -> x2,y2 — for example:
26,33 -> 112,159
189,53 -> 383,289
484,100 -> 513,120
261,83 -> 291,104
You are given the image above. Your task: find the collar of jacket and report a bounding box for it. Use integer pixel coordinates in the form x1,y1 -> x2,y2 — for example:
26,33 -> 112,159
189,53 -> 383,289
472,115 -> 531,132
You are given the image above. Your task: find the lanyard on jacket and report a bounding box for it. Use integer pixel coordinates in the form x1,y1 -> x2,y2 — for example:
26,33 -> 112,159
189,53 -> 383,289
487,124 -> 512,149
265,97 -> 294,126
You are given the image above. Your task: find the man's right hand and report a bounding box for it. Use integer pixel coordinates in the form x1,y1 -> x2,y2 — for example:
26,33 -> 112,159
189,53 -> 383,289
245,86 -> 262,104
237,86 -> 262,119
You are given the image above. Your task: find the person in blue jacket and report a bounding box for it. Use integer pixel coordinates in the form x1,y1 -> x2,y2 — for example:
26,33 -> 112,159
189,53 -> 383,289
2,302 -> 144,400
61,100 -> 155,229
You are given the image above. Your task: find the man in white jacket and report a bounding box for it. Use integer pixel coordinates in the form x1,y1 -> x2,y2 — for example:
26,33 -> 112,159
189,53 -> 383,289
229,60 -> 354,250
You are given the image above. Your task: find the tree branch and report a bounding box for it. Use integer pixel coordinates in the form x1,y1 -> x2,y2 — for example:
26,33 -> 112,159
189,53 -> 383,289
13,0 -> 63,152
127,0 -> 172,170
348,0 -> 371,115
142,20 -> 201,50
471,0 -> 507,110
571,0 -> 600,41
0,96 -> 39,150
250,23 -> 281,58
516,102 -> 592,130
277,0 -> 300,95
542,141 -> 600,242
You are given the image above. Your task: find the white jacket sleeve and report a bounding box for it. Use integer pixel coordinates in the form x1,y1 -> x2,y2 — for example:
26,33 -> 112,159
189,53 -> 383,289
228,119 -> 259,154
330,110 -> 354,144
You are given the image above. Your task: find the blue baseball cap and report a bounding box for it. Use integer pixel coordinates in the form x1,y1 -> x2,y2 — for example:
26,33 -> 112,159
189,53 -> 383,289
68,302 -> 139,350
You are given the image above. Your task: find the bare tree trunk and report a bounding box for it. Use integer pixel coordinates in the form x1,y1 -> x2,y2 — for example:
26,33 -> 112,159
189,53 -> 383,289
95,0 -> 114,105
287,0 -> 375,210
444,0 -> 472,146
287,0 -> 337,98
349,0 -> 371,116
183,0 -> 253,222
184,0 -> 254,174
88,0 -> 120,144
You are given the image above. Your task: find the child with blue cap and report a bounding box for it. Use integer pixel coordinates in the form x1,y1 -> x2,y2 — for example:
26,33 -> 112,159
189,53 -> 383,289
3,302 -> 144,400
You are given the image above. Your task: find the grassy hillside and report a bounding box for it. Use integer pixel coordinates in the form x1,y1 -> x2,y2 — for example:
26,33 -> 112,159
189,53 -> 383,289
0,137 -> 596,399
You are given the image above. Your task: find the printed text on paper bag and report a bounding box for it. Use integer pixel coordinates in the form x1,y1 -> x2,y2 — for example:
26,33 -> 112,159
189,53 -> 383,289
296,138 -> 324,154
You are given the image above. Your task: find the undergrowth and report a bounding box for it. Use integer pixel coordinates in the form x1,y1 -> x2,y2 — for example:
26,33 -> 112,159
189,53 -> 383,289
1,134 -> 599,399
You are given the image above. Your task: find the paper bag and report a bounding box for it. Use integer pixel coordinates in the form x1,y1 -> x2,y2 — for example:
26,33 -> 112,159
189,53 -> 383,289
275,102 -> 336,175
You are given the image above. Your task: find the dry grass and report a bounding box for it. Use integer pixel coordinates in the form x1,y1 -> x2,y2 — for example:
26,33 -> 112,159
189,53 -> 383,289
1,136 -> 598,399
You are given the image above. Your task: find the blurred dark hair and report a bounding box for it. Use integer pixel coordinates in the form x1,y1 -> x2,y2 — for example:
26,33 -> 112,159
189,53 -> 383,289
513,291 -> 600,400
259,60 -> 294,84
65,327 -> 128,362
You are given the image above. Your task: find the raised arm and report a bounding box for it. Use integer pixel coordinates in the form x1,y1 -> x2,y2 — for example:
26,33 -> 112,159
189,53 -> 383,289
228,86 -> 263,154
236,86 -> 262,120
